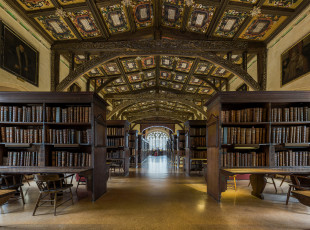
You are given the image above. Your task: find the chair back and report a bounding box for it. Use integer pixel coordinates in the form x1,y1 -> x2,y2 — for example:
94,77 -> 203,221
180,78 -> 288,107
291,175 -> 310,189
34,174 -> 60,192
0,174 -> 23,189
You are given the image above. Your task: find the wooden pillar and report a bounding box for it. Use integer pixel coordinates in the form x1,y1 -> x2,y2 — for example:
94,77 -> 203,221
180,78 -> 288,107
242,51 -> 248,71
225,79 -> 230,91
227,51 -> 232,61
257,48 -> 267,91
51,50 -> 60,92
69,52 -> 75,72
86,79 -> 91,92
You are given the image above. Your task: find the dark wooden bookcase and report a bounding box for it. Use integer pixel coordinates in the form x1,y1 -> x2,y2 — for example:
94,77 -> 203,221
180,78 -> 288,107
177,130 -> 185,169
129,130 -> 138,168
138,135 -> 149,164
184,120 -> 207,175
0,92 -> 108,201
106,120 -> 130,176
206,91 -> 310,201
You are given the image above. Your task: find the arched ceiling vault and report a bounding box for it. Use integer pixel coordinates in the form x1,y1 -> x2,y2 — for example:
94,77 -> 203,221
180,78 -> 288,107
10,0 -> 306,123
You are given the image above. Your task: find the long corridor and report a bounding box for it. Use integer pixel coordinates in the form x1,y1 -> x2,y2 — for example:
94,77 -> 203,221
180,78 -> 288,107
1,156 -> 310,229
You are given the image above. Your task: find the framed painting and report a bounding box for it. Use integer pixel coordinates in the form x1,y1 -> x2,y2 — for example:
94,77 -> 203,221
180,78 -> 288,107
281,33 -> 310,86
0,21 -> 39,86
236,83 -> 248,91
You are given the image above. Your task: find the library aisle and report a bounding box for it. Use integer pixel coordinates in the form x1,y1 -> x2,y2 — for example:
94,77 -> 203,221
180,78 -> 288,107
0,156 -> 309,229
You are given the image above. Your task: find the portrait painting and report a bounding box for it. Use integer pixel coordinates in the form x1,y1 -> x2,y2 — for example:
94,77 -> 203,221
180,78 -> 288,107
281,33 -> 310,86
0,22 -> 39,86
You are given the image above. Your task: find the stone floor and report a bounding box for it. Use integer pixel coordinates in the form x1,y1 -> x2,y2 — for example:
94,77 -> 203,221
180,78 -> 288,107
1,156 -> 310,230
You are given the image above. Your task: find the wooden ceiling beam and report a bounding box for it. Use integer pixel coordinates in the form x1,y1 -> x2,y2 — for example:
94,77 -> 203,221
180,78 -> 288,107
26,4 -> 87,17
181,58 -> 199,92
232,0 -> 265,40
206,0 -> 230,38
154,0 -> 161,29
226,3 -> 295,16
155,56 -> 160,93
49,0 -> 82,41
116,58 -> 133,92
104,90 -> 208,100
52,39 -> 264,53
96,0 -> 122,8
86,0 -> 110,39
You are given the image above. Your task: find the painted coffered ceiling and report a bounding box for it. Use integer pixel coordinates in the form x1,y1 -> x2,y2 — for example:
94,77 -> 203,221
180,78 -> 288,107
7,0 -> 308,43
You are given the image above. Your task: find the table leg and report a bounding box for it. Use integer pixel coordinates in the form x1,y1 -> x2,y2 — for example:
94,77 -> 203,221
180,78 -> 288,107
250,174 -> 266,199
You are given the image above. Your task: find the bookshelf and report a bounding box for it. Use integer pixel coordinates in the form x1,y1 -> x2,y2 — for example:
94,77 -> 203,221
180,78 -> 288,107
106,120 -> 130,176
184,120 -> 207,175
177,130 -> 185,169
129,130 -> 138,168
138,135 -> 149,164
205,91 -> 310,201
0,92 -> 108,201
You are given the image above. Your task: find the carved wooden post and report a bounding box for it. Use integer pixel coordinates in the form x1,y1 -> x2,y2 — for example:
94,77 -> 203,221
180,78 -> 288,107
242,51 -> 248,71
69,52 -> 75,72
51,50 -> 60,92
86,79 -> 90,92
257,48 -> 267,91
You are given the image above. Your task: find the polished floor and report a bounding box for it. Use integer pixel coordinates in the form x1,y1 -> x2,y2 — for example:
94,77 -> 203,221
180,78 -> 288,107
1,156 -> 310,230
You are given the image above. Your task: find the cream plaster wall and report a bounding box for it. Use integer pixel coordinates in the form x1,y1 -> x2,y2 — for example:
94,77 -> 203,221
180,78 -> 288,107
267,4 -> 310,91
0,0 -> 51,91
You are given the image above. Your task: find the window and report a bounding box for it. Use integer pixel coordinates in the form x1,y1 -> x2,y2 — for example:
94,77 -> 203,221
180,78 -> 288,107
146,131 -> 169,151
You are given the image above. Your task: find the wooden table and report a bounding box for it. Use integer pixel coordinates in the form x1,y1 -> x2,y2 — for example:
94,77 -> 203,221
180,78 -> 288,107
0,166 -> 94,199
291,190 -> 310,207
0,189 -> 15,205
221,168 -> 310,199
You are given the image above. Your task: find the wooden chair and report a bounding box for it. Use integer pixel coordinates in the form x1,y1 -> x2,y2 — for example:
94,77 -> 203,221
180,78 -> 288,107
75,174 -> 87,193
0,174 -> 25,204
286,175 -> 310,205
33,174 -> 74,216
227,175 -> 237,190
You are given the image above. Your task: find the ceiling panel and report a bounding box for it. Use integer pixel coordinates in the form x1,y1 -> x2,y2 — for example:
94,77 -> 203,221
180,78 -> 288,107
58,0 -> 86,5
230,0 -> 259,4
173,73 -> 187,83
35,15 -> 77,40
194,62 -> 213,75
141,56 -> 156,69
128,73 -> 143,83
175,58 -> 194,73
68,10 -> 101,39
214,10 -> 247,38
144,71 -> 156,80
132,0 -> 154,29
263,0 -> 303,9
189,76 -> 203,85
239,14 -> 287,41
102,62 -> 121,75
160,71 -> 172,80
160,56 -> 174,69
121,59 -> 140,72
187,4 -> 216,34
17,0 -> 54,11
113,77 -> 126,85
101,4 -> 130,34
161,0 -> 185,29
212,66 -> 231,77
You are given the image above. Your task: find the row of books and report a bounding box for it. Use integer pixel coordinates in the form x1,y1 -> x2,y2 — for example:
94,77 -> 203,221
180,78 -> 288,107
178,149 -> 185,156
107,127 -> 125,136
221,150 -> 267,167
1,127 -> 43,143
46,106 -> 91,123
221,108 -> 266,123
46,128 -> 91,144
221,127 -> 266,145
189,128 -> 206,136
51,151 -> 91,167
275,151 -> 310,167
107,137 -> 126,147
271,107 -> 310,122
178,142 -> 185,149
0,105 -> 43,123
272,126 -> 310,144
6,151 -> 38,166
189,137 -> 206,148
178,136 -> 185,141
129,142 -> 136,148
191,150 -> 207,159
107,150 -> 124,159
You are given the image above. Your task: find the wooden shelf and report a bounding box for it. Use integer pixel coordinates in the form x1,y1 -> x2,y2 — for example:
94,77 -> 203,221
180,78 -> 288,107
270,122 -> 310,125
4,143 -> 31,148
45,122 -> 91,126
0,92 -> 108,201
0,122 -> 43,125
222,122 -> 269,126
